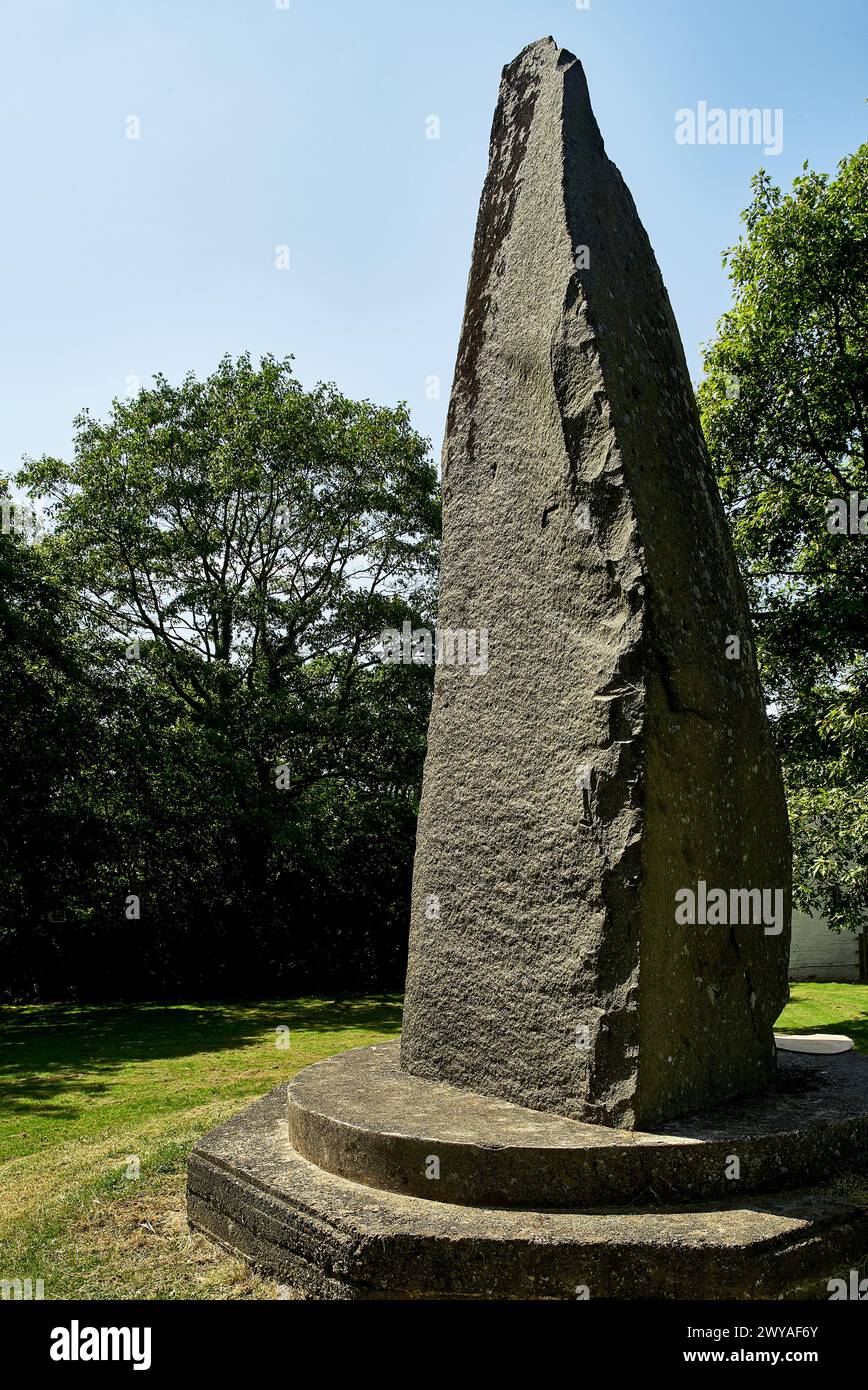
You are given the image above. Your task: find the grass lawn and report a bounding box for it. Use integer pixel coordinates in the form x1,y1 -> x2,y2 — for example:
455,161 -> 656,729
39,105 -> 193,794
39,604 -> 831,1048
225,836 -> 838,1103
1,983 -> 865,1300
776,982 -> 868,1050
0,996 -> 401,1300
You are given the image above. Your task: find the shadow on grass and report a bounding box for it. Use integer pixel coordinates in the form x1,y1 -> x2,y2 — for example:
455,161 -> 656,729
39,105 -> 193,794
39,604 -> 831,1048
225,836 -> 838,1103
779,984 -> 868,1052
0,996 -> 402,1118
778,1012 -> 868,1052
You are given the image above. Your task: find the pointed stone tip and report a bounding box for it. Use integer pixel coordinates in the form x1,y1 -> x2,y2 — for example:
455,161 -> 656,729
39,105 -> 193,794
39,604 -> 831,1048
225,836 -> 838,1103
509,36 -> 580,71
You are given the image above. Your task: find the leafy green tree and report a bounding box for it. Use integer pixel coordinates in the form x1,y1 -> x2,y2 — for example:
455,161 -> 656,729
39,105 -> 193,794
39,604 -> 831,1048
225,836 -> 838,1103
11,355 -> 440,998
0,510 -> 115,996
699,145 -> 868,931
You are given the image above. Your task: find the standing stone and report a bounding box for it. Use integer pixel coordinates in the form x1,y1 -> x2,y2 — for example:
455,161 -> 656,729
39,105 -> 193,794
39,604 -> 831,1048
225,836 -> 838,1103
188,40 -> 866,1304
400,37 -> 791,1129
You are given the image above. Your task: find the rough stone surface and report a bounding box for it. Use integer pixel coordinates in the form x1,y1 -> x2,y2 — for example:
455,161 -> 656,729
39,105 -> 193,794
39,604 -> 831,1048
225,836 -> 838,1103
287,1042 -> 868,1208
401,36 -> 791,1129
188,1084 -> 868,1300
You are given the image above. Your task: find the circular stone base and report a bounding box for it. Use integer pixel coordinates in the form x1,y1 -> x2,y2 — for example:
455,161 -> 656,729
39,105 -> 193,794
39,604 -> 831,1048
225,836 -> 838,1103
286,1041 -> 868,1208
188,1083 -> 868,1300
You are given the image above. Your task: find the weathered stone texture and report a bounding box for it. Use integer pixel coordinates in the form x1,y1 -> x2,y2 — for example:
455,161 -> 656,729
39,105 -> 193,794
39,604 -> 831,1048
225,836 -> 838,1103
188,1083 -> 868,1301
400,37 -> 791,1128
287,1042 -> 868,1208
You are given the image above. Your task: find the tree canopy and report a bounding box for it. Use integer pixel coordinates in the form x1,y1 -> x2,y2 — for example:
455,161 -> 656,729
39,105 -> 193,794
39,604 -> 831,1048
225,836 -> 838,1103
699,144 -> 868,931
5,355 -> 440,1000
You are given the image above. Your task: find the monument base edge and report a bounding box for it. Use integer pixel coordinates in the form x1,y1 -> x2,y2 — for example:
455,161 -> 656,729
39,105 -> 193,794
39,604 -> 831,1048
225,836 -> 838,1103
186,1085 -> 868,1301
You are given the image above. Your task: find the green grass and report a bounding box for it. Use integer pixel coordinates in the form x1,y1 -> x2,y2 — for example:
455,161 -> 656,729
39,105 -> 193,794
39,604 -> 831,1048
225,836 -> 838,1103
0,996 -> 401,1299
776,982 -> 868,1052
1,984 -> 865,1300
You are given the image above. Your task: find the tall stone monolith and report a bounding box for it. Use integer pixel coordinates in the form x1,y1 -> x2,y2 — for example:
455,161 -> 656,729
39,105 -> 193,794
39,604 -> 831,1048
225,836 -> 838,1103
400,37 -> 792,1129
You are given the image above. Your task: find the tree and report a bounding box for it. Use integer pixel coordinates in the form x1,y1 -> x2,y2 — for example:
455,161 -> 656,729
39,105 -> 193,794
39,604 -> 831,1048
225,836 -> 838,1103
11,355 -> 440,998
0,509 -> 115,997
698,145 -> 868,931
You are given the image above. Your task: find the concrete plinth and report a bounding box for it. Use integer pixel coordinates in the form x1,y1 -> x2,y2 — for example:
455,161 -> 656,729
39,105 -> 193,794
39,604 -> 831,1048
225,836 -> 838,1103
187,1044 -> 868,1300
286,1042 -> 868,1208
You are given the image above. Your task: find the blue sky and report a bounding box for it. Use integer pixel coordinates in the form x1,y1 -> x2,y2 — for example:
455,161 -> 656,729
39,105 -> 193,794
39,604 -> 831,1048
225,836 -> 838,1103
1,0 -> 865,478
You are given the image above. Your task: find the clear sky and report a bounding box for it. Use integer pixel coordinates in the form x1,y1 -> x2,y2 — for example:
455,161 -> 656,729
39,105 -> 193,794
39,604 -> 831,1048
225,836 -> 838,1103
1,0 -> 865,479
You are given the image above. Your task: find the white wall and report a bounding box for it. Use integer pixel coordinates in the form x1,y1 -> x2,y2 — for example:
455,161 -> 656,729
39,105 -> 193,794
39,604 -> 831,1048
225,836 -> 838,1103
788,910 -> 862,982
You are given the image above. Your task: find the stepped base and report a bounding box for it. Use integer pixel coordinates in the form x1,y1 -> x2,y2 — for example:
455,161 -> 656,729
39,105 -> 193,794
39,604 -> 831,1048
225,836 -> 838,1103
286,1041 -> 868,1207
187,1073 -> 868,1300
